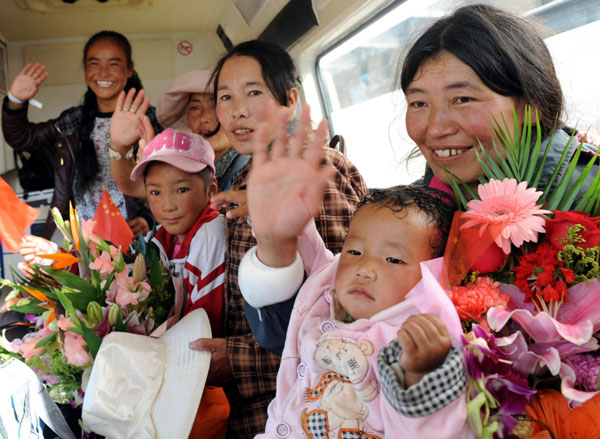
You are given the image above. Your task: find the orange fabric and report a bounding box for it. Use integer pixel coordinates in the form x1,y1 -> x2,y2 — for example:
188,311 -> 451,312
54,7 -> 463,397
92,190 -> 133,250
0,177 -> 39,253
441,211 -> 503,288
524,389 -> 600,438
189,386 -> 230,439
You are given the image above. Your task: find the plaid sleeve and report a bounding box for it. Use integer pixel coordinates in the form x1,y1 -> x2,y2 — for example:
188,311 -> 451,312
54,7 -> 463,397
224,210 -> 281,401
377,339 -> 466,417
315,148 -> 369,254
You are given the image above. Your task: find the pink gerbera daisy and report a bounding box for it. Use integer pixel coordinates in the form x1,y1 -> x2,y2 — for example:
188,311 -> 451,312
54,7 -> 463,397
462,179 -> 550,254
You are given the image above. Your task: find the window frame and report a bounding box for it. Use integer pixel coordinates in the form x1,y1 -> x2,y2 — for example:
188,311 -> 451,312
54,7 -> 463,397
314,0 -> 406,136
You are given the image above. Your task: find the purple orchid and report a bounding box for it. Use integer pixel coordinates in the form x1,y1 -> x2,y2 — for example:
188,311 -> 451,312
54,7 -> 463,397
464,325 -> 536,438
494,327 -> 598,377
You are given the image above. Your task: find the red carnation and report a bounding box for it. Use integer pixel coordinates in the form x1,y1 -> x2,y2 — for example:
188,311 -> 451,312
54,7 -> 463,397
514,243 -> 576,307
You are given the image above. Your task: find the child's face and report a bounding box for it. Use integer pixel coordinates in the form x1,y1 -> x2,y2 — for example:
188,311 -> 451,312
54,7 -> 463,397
187,93 -> 231,159
145,163 -> 216,242
334,204 -> 435,320
187,93 -> 219,137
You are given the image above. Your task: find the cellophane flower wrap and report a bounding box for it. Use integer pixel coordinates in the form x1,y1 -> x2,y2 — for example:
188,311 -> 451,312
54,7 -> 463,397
0,205 -> 174,418
443,107 -> 600,438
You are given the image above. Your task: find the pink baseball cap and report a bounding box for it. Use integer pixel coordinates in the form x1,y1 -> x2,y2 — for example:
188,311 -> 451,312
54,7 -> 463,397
130,128 -> 215,181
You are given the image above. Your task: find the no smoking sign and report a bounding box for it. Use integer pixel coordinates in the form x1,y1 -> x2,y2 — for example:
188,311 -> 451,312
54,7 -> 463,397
177,40 -> 193,56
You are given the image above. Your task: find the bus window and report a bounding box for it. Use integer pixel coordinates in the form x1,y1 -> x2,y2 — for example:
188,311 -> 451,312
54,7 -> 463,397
316,0 -> 600,188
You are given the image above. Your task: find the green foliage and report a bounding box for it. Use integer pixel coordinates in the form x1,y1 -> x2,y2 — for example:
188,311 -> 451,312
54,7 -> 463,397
559,245 -> 600,283
31,349 -> 84,404
446,106 -> 599,214
144,241 -> 176,325
34,332 -> 58,349
558,225 -> 600,283
146,280 -> 175,325
1,207 -> 175,410
8,265 -> 59,300
42,267 -> 97,296
47,348 -> 83,385
443,168 -> 476,211
147,241 -> 164,286
10,302 -> 48,314
546,137 -> 597,211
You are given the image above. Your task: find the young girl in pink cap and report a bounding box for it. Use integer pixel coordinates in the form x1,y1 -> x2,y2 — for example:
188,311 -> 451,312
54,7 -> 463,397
130,128 -> 226,336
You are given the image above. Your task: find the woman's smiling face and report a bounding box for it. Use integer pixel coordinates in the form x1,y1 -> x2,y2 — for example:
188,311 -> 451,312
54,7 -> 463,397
405,50 -> 525,185
84,39 -> 133,113
215,55 -> 297,155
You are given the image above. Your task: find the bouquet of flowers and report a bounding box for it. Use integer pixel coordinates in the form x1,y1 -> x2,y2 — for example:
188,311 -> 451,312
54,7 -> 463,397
0,204 -> 174,435
442,107 -> 600,438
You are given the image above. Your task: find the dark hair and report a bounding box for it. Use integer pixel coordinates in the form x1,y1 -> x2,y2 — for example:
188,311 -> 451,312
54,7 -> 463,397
77,30 -> 144,192
399,4 -> 563,139
143,162 -> 213,188
211,40 -> 299,107
357,185 -> 456,258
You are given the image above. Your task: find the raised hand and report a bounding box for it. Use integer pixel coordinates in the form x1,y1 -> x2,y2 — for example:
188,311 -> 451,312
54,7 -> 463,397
246,105 -> 335,266
396,314 -> 452,388
109,88 -> 153,153
109,89 -> 154,198
9,63 -> 49,103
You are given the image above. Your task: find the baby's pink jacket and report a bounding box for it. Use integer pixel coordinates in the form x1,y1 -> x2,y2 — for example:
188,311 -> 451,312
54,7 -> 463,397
257,221 -> 474,439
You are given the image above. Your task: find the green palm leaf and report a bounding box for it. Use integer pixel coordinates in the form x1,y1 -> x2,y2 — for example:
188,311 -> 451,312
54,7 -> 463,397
445,105 -> 599,213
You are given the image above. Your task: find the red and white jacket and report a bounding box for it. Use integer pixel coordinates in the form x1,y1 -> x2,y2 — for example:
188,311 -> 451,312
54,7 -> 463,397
152,205 -> 226,337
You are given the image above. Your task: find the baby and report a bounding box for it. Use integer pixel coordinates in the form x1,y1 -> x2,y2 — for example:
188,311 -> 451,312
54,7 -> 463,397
238,120 -> 471,438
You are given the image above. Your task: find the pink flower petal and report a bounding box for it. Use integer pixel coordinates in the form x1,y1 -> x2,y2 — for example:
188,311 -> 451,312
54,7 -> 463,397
62,332 -> 91,367
523,346 -> 562,375
560,362 -> 600,404
57,315 -> 74,331
555,280 -> 600,332
81,219 -> 99,245
489,281 -> 600,349
495,331 -> 563,375
488,306 -> 593,345
464,178 -> 550,254
19,338 -> 45,361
